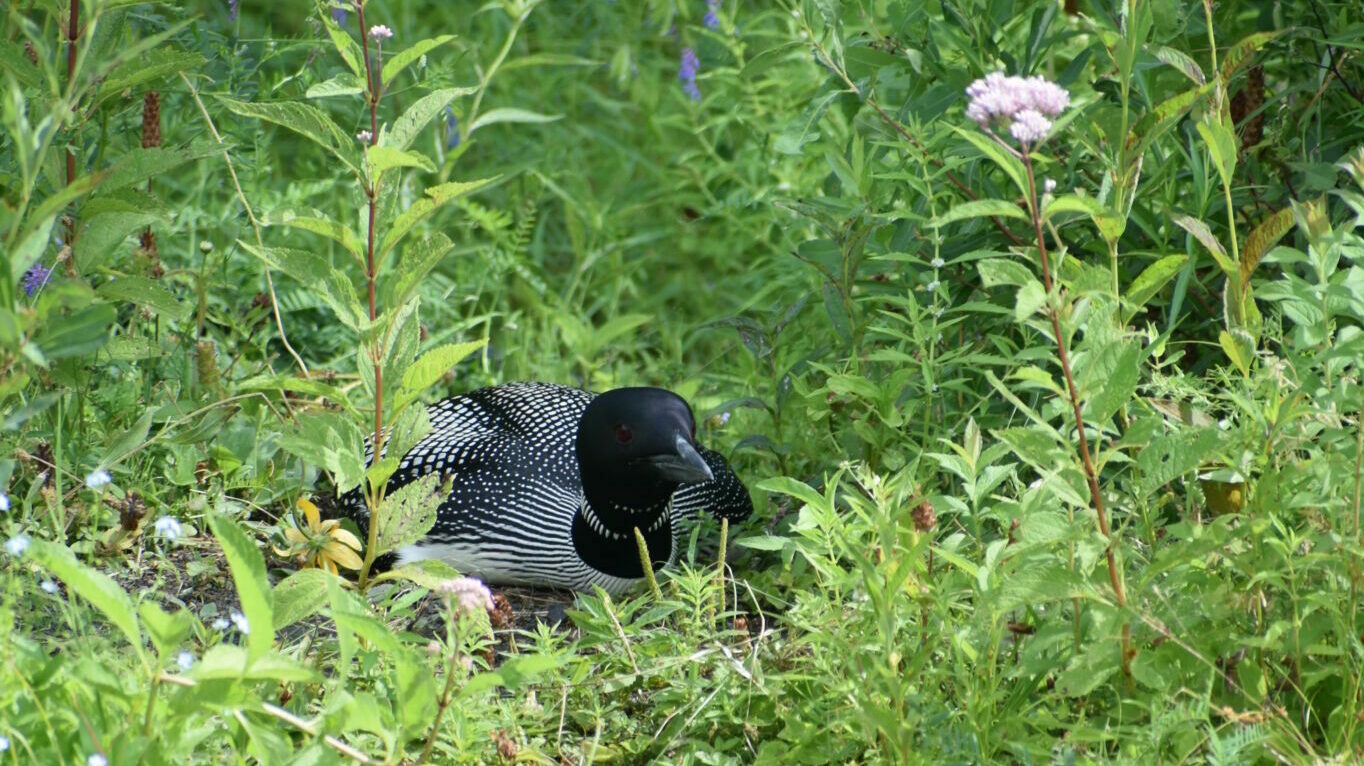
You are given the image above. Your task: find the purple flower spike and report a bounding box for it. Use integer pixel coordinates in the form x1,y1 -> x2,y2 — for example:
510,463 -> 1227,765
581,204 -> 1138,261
704,0 -> 721,29
227,0 -> 238,22
22,263 -> 51,297
679,47 -> 701,101
332,4 -> 347,25
446,107 -> 461,150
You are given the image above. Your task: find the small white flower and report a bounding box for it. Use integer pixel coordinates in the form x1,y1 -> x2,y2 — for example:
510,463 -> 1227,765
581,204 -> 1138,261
85,469 -> 112,489
932,384 -> 939,393
369,25 -> 393,40
926,279 -> 941,292
89,754 -> 107,766
1008,109 -> 1052,144
0,492 -> 9,512
41,579 -> 59,594
718,411 -> 731,425
211,617 -> 230,631
154,515 -> 183,540
1044,178 -> 1057,194
177,651 -> 195,671
933,306 -> 944,318
4,535 -> 30,557
199,240 -> 214,253
356,130 -> 373,143
930,257 -> 945,269
230,610 -> 250,635
0,735 -> 8,752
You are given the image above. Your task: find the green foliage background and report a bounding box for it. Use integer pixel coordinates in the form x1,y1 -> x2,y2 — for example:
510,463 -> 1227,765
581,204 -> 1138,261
3,0 -> 1364,763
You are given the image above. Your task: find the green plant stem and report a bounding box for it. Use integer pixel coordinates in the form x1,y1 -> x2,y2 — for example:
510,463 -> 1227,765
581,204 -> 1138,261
64,0 -> 79,245
142,674 -> 159,737
716,517 -> 729,619
1023,150 -> 1132,674
633,526 -> 663,600
418,643 -> 464,765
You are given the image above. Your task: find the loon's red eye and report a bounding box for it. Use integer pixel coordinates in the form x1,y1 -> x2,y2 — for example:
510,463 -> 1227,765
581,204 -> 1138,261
615,424 -> 633,444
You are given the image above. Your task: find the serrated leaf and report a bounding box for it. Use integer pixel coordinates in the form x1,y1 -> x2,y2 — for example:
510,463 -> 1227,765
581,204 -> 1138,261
396,340 -> 486,410
97,276 -> 190,322
371,557 -> 462,588
468,107 -> 562,135
1240,207 -> 1293,289
367,146 -> 437,176
32,302 -> 115,360
272,568 -> 336,630
96,50 -> 205,103
263,211 -> 364,261
30,541 -> 143,658
977,258 -> 1035,288
207,514 -> 274,663
1013,278 -> 1047,321
377,178 -> 499,259
1138,428 -> 1222,496
74,212 -> 163,271
239,241 -> 367,331
381,34 -> 455,87
1083,340 -> 1143,425
217,97 -> 362,176
98,143 -> 224,193
373,473 -> 443,557
932,198 -> 1027,228
385,87 -> 477,151
388,233 -> 454,307
1219,328 -> 1254,375
306,73 -> 364,99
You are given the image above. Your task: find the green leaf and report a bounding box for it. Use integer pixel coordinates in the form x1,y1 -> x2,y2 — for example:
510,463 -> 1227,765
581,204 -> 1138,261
1083,340 -> 1143,425
1219,31 -> 1278,83
322,16 -> 365,77
387,233 -> 454,307
377,178 -> 499,259
74,212 -> 163,272
102,409 -> 154,467
30,540 -> 143,658
1012,278 -> 1046,321
1124,254 -> 1187,320
239,242 -> 367,331
976,258 -> 1035,288
932,199 -> 1027,228
460,655 -> 562,699
10,215 -> 55,282
140,602 -> 193,659
1152,46 -> 1205,85
954,126 -> 1028,200
371,557 -> 462,588
263,211 -> 364,261
373,473 -> 443,557
1239,207 -> 1293,289
97,143 -> 224,193
381,34 -> 455,87
95,50 -> 205,104
1043,194 -> 1124,241
367,146 -> 437,176
207,514 -> 274,663
1196,118 -> 1237,188
97,276 -> 190,322
277,411 -> 367,493
192,645 -> 321,683
1219,328 -> 1254,376
217,97 -> 363,177
272,568 -> 336,630
32,302 -> 115,361
396,340 -> 486,410
1127,84 -> 1212,162
1138,428 -> 1222,496
305,73 -> 365,99
385,87 -> 477,152
1171,214 -> 1236,277
468,107 -> 563,135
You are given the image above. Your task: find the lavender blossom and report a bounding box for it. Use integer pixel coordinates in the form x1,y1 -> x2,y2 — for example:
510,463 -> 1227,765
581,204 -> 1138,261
22,263 -> 51,296
679,47 -> 701,101
437,576 -> 495,616
227,0 -> 238,22
704,0 -> 721,29
331,3 -> 347,25
965,72 -> 1069,147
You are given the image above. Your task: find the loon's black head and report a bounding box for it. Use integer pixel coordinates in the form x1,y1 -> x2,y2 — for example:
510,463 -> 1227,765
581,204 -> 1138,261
577,387 -> 713,523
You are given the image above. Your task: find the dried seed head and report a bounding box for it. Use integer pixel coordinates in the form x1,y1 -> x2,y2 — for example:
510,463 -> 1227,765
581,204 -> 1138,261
141,91 -> 162,149
911,499 -> 937,532
196,340 -> 220,392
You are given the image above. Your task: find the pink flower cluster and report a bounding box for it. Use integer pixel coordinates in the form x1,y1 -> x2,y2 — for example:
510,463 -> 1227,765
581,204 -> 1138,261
966,72 -> 1069,145
438,576 -> 494,616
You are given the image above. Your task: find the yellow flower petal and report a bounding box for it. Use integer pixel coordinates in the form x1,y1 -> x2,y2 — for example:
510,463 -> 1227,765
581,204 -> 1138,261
283,528 -> 307,545
329,527 -> 363,552
299,498 -> 321,530
324,541 -> 364,571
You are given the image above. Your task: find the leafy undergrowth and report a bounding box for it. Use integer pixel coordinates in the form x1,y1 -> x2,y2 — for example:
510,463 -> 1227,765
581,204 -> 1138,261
3,0 -> 1364,763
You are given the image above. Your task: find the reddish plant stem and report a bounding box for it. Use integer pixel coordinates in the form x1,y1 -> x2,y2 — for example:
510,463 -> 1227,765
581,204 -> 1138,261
65,0 -> 80,244
1022,151 -> 1132,673
355,1 -> 386,587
